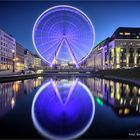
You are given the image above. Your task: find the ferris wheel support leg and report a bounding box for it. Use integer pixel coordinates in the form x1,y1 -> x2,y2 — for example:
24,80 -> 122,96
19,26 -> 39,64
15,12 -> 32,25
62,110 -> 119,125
65,38 -> 79,68
50,39 -> 64,67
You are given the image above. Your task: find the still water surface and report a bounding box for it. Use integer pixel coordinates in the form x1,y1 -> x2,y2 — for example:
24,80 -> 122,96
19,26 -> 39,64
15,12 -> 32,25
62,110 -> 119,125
0,76 -> 140,139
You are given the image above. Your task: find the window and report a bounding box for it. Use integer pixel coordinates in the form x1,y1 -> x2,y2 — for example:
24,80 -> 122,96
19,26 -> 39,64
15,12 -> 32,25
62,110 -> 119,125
119,32 -> 123,35
137,48 -> 140,64
125,32 -> 130,35
109,51 -> 112,60
129,48 -> 134,63
132,33 -> 137,35
105,52 -> 108,61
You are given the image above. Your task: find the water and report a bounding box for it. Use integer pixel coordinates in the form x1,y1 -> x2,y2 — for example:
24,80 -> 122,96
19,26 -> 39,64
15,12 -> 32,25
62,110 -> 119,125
0,76 -> 140,139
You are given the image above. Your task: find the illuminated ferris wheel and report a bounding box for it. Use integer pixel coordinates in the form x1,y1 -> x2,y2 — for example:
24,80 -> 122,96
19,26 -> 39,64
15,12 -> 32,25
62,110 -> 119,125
32,5 -> 95,67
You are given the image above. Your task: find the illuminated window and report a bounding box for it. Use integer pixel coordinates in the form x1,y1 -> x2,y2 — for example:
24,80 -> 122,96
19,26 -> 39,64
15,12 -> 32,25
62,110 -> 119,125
121,48 -> 123,52
125,32 -> 130,35
119,32 -> 123,35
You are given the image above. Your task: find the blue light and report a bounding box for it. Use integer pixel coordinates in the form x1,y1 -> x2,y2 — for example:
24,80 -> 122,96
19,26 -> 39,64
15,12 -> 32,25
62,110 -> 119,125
31,79 -> 95,139
32,5 -> 95,67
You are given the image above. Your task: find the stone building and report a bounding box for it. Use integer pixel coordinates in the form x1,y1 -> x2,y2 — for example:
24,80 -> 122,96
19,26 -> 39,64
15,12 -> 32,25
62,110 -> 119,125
16,42 -> 26,72
0,29 -> 16,71
24,49 -> 34,70
86,27 -> 140,70
33,54 -> 42,69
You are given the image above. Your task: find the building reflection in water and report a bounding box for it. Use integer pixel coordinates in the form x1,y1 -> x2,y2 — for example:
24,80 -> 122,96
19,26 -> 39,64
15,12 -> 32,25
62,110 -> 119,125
85,78 -> 140,116
31,78 -> 95,139
0,77 -> 43,117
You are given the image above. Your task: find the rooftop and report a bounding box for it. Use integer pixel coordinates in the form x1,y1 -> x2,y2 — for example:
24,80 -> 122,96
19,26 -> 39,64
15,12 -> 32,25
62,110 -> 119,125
111,27 -> 140,39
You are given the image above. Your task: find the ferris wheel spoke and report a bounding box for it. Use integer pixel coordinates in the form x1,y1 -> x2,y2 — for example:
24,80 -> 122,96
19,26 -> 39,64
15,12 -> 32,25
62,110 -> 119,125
65,24 -> 78,35
71,38 -> 90,51
35,29 -> 49,33
65,38 -> 79,68
69,42 -> 87,61
43,45 -> 60,62
35,35 -> 60,39
50,38 -> 65,67
45,51 -> 56,62
36,37 -> 60,46
41,40 -> 61,55
70,46 -> 85,58
35,38 -> 60,47
69,40 -> 86,56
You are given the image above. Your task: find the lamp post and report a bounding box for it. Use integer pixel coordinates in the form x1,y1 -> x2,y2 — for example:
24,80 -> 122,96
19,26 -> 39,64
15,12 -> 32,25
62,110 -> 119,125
12,49 -> 15,73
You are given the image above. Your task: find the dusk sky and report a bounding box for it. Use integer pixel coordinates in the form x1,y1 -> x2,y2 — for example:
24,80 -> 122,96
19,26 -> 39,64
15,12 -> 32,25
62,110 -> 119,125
0,1 -> 140,53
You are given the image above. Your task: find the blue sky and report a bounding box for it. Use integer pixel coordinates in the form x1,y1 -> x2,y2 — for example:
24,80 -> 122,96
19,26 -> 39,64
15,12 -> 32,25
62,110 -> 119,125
0,1 -> 140,53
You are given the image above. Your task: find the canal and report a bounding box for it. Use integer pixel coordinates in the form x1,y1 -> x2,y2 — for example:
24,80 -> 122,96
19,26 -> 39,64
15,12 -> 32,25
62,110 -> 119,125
0,76 -> 140,139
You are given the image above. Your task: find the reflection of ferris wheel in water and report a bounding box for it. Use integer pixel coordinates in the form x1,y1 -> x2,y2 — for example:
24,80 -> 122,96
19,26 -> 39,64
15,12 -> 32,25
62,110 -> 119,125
32,5 -> 95,67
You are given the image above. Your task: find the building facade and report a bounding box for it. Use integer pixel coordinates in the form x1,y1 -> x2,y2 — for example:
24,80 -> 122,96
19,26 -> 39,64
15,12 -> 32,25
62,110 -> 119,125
86,27 -> 140,70
24,49 -> 34,70
0,29 -> 16,71
33,54 -> 42,69
16,42 -> 26,72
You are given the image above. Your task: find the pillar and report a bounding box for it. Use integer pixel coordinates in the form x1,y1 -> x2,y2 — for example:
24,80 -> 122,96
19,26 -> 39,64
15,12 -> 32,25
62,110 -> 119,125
126,48 -> 129,67
134,48 -> 137,66
116,47 -> 120,68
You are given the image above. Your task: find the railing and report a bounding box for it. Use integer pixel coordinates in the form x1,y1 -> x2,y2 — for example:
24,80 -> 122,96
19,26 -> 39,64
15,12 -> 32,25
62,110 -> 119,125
43,67 -> 96,73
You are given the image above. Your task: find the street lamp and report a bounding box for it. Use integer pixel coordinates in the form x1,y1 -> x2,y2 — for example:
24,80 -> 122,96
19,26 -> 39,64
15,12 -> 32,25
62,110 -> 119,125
12,49 -> 15,72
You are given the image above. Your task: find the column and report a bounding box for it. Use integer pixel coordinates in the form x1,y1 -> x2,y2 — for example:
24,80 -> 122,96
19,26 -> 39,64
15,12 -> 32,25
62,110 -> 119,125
134,48 -> 137,66
102,48 -> 105,70
126,48 -> 129,67
116,47 -> 120,68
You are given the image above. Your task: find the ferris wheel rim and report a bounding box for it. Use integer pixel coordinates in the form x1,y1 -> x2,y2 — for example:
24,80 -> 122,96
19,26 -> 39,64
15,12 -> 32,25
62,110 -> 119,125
32,5 -> 95,66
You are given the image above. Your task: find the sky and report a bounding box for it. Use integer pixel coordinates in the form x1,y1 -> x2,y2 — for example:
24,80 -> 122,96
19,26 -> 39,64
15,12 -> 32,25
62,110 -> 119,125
0,0 -> 140,53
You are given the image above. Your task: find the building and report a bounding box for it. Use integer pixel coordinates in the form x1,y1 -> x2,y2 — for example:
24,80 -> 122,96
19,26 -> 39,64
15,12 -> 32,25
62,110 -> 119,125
33,54 -> 42,70
24,49 -> 34,70
16,42 -> 26,72
41,60 -> 48,69
0,29 -> 16,71
86,27 -> 140,70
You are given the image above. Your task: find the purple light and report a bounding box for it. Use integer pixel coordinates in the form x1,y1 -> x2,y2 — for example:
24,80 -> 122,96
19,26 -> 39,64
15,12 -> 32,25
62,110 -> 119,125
32,5 -> 95,67
51,38 -> 79,68
31,79 -> 95,139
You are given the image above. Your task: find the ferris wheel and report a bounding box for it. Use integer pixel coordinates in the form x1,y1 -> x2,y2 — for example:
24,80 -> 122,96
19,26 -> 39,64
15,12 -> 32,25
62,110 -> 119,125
32,5 -> 95,67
